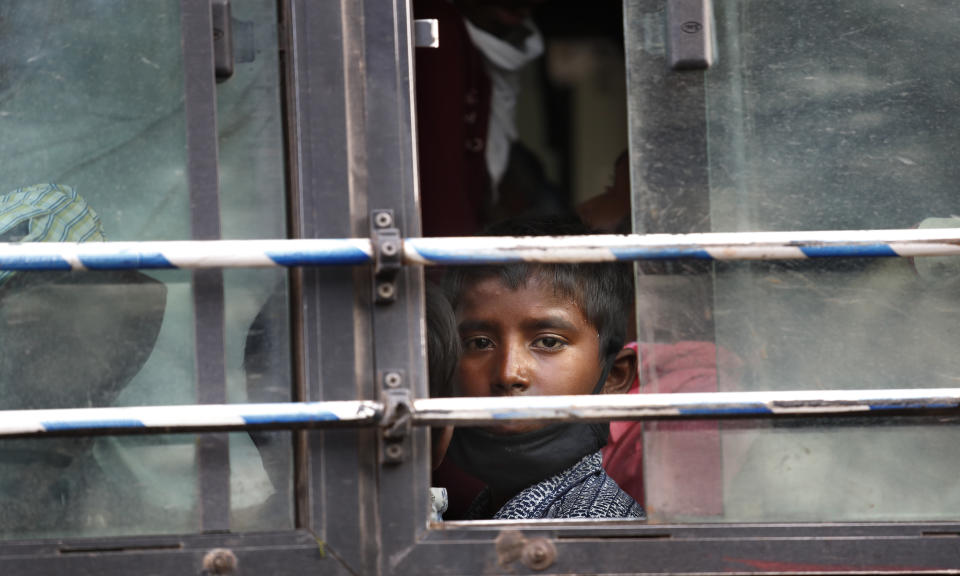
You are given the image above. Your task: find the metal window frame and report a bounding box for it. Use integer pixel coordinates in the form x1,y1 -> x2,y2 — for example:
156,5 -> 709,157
4,1 -> 960,575
9,227 -> 960,268
370,0 -> 960,572
317,0 -> 960,573
181,0 -> 231,534
0,0 -> 337,573
6,388 -> 960,437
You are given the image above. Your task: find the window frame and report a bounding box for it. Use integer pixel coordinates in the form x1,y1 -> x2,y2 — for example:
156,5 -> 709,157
3,1 -> 960,575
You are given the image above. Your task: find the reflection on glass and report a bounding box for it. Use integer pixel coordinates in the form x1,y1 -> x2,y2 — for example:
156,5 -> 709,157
0,0 -> 290,537
636,418 -> 960,523
628,0 -> 960,522
707,0 -> 960,391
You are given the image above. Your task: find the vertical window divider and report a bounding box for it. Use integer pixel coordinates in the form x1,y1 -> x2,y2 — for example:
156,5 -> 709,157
360,1 -> 430,573
285,0 -> 379,572
180,0 -> 230,533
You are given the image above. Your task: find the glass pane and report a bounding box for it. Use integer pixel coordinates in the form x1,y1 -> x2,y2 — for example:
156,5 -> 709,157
620,417 -> 960,523
0,0 -> 290,537
217,0 -> 292,531
625,0 -> 960,523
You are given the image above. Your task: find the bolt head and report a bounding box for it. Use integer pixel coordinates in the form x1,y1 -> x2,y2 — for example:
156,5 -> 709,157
385,443 -> 403,459
521,538 -> 556,571
202,548 -> 238,575
377,282 -> 395,300
384,372 -> 402,388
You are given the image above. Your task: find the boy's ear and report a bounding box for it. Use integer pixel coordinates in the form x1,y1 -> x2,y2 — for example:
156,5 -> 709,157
601,346 -> 638,395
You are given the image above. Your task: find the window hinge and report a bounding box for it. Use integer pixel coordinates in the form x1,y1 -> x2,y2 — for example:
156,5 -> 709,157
380,373 -> 412,464
371,209 -> 402,304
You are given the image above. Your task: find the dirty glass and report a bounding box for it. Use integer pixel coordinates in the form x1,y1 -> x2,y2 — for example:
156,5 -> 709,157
626,0 -> 960,522
0,0 -> 290,538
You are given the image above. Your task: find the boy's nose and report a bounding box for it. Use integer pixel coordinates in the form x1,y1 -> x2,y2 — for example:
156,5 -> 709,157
493,342 -> 531,395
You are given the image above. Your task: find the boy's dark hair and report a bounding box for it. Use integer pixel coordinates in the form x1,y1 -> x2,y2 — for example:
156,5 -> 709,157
443,215 -> 633,367
426,282 -> 461,398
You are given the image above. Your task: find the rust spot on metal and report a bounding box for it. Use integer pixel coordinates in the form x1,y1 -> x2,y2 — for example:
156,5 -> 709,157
495,530 -> 526,567
495,531 -> 558,571
202,548 -> 238,575
521,538 -> 557,571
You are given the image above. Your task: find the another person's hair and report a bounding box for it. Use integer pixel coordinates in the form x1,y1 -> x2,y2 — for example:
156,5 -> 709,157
443,215 -> 633,367
426,282 -> 460,398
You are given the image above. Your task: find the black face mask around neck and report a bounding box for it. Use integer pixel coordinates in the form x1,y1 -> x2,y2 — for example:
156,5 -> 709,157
445,353 -> 617,500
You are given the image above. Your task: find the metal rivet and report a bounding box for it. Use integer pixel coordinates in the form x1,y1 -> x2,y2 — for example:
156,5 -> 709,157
384,372 -> 402,388
381,241 -> 398,256
202,548 -> 237,575
385,443 -> 403,460
377,282 -> 395,300
374,212 -> 393,228
521,538 -> 556,571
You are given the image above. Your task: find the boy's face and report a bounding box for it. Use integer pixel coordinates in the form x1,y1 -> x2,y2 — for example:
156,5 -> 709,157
456,275 -> 603,434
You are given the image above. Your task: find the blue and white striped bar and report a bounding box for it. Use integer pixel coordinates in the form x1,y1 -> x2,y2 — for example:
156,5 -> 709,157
404,228 -> 960,265
0,238 -> 373,272
4,228 -> 960,272
412,388 -> 960,425
3,389 -> 960,438
0,401 -> 379,438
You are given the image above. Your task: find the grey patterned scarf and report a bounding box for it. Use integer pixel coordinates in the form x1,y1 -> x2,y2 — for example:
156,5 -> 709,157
463,451 -> 646,520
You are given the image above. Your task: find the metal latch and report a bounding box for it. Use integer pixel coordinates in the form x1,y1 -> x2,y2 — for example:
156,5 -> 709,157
380,372 -> 412,464
414,19 -> 439,48
666,0 -> 715,70
212,0 -> 234,82
371,209 -> 402,304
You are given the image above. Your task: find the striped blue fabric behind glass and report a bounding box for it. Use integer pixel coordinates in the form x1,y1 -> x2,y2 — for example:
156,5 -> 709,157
0,183 -> 105,286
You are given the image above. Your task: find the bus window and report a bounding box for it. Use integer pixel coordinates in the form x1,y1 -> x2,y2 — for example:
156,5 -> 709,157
0,0 -> 290,537
415,0 -> 635,520
7,0 -> 960,572
627,0 -> 960,522
414,0 -> 628,239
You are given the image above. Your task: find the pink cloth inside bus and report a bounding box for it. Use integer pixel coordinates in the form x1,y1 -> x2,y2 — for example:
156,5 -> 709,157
602,341 -> 744,518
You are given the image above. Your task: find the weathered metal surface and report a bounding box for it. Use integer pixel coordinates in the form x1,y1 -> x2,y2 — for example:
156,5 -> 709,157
411,388 -> 960,425
6,228 -> 960,271
4,388 -> 959,438
0,401 -> 380,438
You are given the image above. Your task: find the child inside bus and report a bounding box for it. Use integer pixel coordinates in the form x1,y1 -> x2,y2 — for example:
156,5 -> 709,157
426,282 -> 459,470
425,283 -> 460,521
440,215 -> 645,520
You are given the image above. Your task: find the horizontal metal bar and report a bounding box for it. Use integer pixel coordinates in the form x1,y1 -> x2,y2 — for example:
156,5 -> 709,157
411,388 -> 960,425
4,228 -> 960,272
0,238 -> 373,271
404,228 -> 960,264
4,389 -> 960,438
0,401 -> 379,438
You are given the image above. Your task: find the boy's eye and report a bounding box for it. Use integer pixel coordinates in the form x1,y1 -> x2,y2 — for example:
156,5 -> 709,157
464,336 -> 495,351
533,336 -> 565,350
